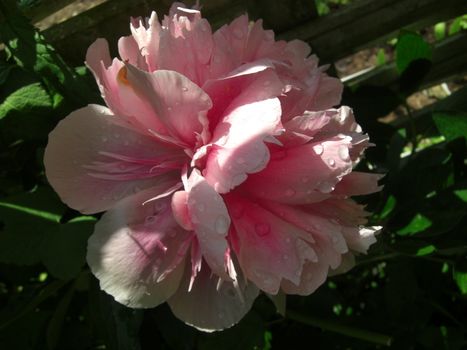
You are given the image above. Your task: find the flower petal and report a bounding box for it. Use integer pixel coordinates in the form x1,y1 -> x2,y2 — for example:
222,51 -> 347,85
333,172 -> 384,196
225,194 -> 322,294
243,136 -> 354,204
122,65 -> 212,148
44,104 -> 183,214
87,188 -> 193,308
168,260 -> 259,331
185,169 -> 231,279
203,98 -> 283,193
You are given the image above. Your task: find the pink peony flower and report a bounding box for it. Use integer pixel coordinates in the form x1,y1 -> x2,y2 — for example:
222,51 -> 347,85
44,2 -> 382,331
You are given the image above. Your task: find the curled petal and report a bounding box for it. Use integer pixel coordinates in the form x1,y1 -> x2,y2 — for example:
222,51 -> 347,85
243,136 -> 354,204
44,104 -> 182,214
185,169 -> 231,279
204,98 -> 283,193
87,188 -> 193,308
168,261 -> 259,332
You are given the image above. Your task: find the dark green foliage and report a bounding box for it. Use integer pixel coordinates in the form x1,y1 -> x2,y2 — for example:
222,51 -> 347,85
0,1 -> 466,350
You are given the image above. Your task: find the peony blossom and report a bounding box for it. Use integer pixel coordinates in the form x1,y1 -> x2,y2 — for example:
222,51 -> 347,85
44,2 -> 382,331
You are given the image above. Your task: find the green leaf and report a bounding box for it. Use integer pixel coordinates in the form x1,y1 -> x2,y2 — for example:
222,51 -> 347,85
453,270 -> 467,294
454,189 -> 467,202
434,22 -> 446,41
433,112 -> 467,142
0,60 -> 14,85
0,187 -> 95,279
416,244 -> 436,256
376,48 -> 386,66
397,213 -> 432,236
0,82 -> 51,120
396,32 -> 432,74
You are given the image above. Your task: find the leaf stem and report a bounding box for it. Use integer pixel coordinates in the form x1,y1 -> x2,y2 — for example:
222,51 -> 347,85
286,310 -> 393,346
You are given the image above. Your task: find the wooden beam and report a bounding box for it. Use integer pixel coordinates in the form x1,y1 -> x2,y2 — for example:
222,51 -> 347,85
278,0 -> 467,62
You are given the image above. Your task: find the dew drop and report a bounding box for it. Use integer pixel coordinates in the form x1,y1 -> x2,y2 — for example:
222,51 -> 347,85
236,157 -> 245,164
182,86 -> 188,92
327,158 -> 336,167
215,216 -> 229,235
167,106 -> 172,111
263,80 -> 270,87
145,216 -> 156,225
338,145 -> 350,161
313,144 -> 324,155
285,188 -> 296,197
197,203 -> 205,212
317,182 -> 334,193
255,223 -> 270,237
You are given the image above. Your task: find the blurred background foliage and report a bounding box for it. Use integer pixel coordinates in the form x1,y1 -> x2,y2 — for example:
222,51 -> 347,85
0,0 -> 466,349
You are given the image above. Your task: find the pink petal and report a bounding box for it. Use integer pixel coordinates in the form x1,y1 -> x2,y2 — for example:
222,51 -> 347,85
243,136 -> 354,204
118,35 -> 147,70
333,172 -> 384,196
202,61 -> 283,131
87,188 -> 193,308
224,194 -> 322,294
184,170 -> 232,279
203,98 -> 283,193
44,104 -> 183,214
129,11 -> 161,71
158,6 -> 213,85
122,65 -> 212,148
341,226 -> 381,254
168,260 -> 259,331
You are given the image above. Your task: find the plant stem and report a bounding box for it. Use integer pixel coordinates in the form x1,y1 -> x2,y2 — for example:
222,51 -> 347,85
286,310 -> 393,346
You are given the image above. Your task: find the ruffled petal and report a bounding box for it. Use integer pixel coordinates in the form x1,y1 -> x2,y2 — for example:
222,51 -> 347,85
243,135 -> 354,204
157,5 -> 213,85
87,188 -> 193,308
333,172 -> 384,196
184,169 -> 231,278
122,65 -> 212,148
203,98 -> 283,193
129,11 -> 161,71
225,194 -> 323,294
44,104 -> 183,214
168,260 -> 259,332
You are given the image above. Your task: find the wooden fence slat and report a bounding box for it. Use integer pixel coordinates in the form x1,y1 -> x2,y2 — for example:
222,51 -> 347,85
343,32 -> 467,91
279,0 -> 467,62
22,0 -> 77,23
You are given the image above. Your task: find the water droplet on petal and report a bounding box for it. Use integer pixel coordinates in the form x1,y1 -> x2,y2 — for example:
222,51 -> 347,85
215,216 -> 229,235
317,182 -> 335,193
198,203 -> 205,212
182,86 -> 188,92
236,157 -> 245,164
255,223 -> 270,236
327,158 -> 336,167
285,189 -> 296,197
338,145 -> 350,161
313,144 -> 324,155
167,106 -> 172,111
145,216 -> 156,225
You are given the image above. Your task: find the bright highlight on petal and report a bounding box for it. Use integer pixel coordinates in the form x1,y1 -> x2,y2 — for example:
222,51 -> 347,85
44,2 -> 383,332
